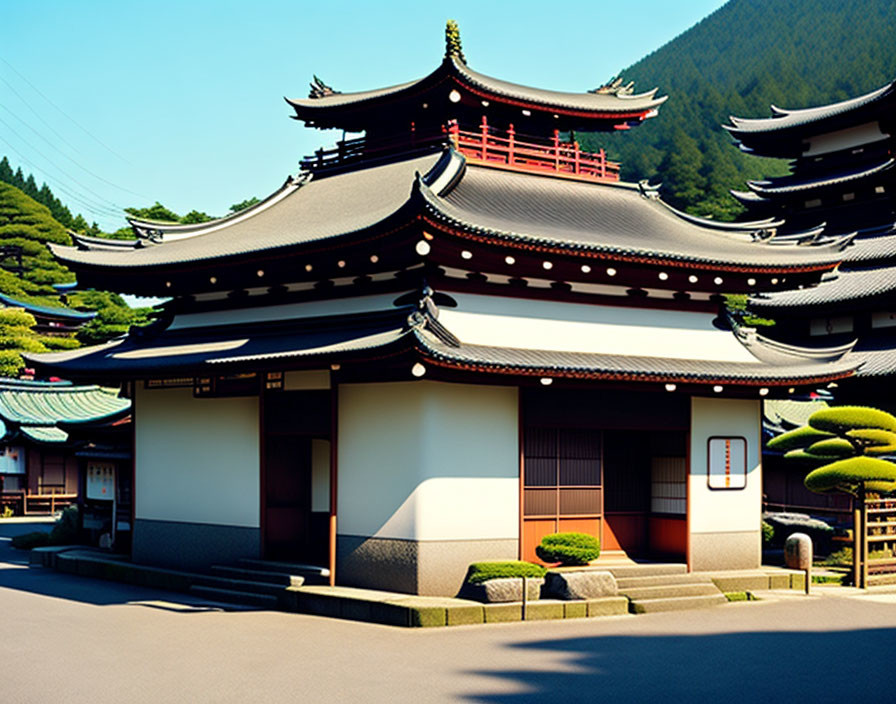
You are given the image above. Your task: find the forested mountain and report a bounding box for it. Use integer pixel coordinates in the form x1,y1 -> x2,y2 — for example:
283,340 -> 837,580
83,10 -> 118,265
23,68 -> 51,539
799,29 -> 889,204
579,0 -> 896,219
0,180 -> 151,375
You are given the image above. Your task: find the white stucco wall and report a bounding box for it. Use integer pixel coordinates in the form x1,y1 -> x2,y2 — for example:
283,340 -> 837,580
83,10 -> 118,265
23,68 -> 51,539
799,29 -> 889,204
134,385 -> 260,527
338,381 -> 519,541
439,293 -> 757,363
689,396 -> 761,534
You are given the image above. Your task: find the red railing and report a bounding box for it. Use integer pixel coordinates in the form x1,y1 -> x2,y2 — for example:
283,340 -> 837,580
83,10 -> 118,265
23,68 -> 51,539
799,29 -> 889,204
300,118 -> 620,183
449,118 -> 619,182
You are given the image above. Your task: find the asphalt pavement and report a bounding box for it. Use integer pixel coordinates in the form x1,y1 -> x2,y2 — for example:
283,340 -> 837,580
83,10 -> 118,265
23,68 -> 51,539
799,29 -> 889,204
2,519 -> 894,703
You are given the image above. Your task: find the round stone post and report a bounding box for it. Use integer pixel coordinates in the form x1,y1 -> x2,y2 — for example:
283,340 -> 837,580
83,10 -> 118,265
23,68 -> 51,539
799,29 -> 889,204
785,532 -> 813,595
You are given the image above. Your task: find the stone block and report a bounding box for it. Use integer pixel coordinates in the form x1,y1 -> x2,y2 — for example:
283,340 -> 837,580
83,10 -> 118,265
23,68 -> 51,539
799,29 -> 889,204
369,601 -> 411,627
563,601 -> 587,619
768,573 -> 791,590
586,597 -> 629,617
408,606 -> 446,628
483,603 -> 523,623
524,601 -> 564,620
339,599 -> 373,622
544,570 -> 617,600
711,574 -> 769,592
785,533 -> 813,571
463,577 -> 543,603
445,604 -> 484,626
791,572 -> 806,591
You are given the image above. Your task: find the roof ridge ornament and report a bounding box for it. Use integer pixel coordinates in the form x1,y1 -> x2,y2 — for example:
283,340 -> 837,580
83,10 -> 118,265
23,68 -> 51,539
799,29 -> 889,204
591,76 -> 636,96
308,75 -> 340,100
445,19 -> 467,64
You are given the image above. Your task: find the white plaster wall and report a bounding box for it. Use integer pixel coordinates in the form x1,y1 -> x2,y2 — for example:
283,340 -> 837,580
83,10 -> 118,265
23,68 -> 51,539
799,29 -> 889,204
338,381 -> 519,541
804,121 -> 887,157
134,385 -> 260,527
439,293 -> 757,363
689,396 -> 761,535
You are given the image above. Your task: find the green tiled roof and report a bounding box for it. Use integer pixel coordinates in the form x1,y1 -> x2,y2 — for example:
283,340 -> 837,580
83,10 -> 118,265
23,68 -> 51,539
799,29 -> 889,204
20,426 -> 68,444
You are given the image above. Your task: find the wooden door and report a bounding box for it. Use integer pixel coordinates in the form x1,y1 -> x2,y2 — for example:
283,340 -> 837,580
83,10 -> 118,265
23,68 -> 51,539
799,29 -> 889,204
263,434 -> 312,561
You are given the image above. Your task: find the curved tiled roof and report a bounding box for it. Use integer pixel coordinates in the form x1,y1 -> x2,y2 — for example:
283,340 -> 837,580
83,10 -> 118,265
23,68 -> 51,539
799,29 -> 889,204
286,56 -> 667,120
421,163 -> 849,270
746,159 -> 895,196
725,80 -> 896,136
750,264 -> 896,310
0,293 -> 96,321
0,380 -> 129,426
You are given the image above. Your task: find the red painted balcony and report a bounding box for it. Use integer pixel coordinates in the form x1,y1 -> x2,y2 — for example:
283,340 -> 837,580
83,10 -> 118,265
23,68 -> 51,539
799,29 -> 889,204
449,119 -> 620,183
301,118 -> 619,183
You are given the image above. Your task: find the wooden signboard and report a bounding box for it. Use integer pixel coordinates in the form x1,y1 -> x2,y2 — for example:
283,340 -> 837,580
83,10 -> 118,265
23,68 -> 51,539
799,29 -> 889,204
707,437 -> 747,490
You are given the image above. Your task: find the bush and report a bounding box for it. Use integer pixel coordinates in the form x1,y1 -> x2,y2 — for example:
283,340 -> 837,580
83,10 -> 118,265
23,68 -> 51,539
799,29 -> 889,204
805,457 -> 896,494
809,406 -> 896,434
768,426 -> 834,452
465,561 -> 546,584
764,512 -> 834,553
10,530 -> 50,550
10,505 -> 78,550
536,532 -> 600,566
762,521 -> 774,544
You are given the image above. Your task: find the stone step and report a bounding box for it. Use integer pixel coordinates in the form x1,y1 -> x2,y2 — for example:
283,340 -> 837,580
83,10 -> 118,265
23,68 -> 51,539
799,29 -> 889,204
601,563 -> 689,579
629,594 -> 728,614
189,585 -> 278,609
619,583 -> 722,600
615,573 -> 713,589
238,559 -> 330,584
210,565 -> 305,587
191,574 -> 291,597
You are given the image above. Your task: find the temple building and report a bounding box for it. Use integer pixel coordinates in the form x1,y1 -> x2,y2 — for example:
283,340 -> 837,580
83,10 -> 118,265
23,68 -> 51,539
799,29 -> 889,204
28,25 -> 860,596
726,79 -> 896,401
0,378 -> 130,529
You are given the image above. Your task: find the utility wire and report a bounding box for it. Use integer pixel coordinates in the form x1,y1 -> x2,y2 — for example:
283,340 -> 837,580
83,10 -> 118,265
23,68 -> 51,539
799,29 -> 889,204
0,54 -> 133,166
0,137 -> 125,220
0,103 -> 149,200
0,115 -> 126,213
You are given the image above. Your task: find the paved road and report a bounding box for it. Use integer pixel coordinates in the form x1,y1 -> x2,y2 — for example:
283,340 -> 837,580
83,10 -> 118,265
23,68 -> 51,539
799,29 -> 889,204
2,520 -> 895,703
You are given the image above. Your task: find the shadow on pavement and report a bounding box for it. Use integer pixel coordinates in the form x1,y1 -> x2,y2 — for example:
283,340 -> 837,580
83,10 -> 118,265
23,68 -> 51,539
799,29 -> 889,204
465,628 -> 896,703
0,519 -> 227,609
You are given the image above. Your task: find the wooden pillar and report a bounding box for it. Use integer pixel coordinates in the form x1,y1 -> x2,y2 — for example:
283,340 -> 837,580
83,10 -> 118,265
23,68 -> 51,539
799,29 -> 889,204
861,486 -> 869,589
448,120 -> 460,149
599,148 -> 606,179
553,129 -> 560,171
480,115 -> 488,161
853,489 -> 863,588
574,142 -> 581,175
508,124 -> 515,166
328,384 -> 339,587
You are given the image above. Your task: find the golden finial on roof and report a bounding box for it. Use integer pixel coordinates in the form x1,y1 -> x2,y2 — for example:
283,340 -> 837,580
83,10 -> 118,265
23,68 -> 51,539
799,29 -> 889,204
445,20 -> 467,64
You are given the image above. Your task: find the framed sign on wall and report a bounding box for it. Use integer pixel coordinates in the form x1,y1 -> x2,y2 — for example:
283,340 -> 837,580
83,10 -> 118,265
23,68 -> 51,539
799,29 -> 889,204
707,437 -> 747,490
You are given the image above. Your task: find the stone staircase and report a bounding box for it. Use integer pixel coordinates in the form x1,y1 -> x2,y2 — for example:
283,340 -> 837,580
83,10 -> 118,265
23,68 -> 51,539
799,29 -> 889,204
604,563 -> 728,614
187,559 -> 330,608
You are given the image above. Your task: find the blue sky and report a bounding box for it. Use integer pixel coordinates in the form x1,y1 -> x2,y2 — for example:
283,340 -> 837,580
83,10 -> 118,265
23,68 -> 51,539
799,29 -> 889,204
2,0 -> 727,231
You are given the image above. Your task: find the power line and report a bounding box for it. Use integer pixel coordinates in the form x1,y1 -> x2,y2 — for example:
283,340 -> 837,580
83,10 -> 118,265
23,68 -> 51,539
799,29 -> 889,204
0,54 -> 133,166
0,103 -> 149,200
0,115 -> 126,212
0,137 -> 125,220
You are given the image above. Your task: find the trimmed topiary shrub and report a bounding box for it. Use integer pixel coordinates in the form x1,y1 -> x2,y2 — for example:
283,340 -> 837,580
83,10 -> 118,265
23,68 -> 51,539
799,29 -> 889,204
768,426 -> 834,452
805,438 -> 857,458
809,406 -> 896,434
536,532 -> 600,566
805,457 -> 896,495
762,521 -> 774,544
465,561 -> 546,584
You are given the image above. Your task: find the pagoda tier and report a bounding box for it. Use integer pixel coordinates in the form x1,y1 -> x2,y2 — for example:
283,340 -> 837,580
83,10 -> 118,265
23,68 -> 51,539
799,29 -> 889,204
52,149 -> 849,299
26,286 -> 858,398
724,80 -> 896,159
286,52 -> 667,137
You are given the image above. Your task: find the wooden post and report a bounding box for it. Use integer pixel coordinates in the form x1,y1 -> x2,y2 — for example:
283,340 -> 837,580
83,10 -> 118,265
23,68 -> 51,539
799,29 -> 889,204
574,142 -> 581,175
521,576 -> 528,621
508,124 -> 515,166
328,384 -> 339,587
553,129 -> 560,171
480,115 -> 488,161
448,120 -> 460,150
854,492 -> 862,588
599,148 -> 606,179
861,486 -> 869,589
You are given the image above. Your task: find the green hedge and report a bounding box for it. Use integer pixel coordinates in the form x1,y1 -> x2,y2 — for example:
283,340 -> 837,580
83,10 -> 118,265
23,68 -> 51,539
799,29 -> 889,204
809,406 -> 896,434
847,429 -> 896,455
10,531 -> 50,550
762,521 -> 774,544
536,532 -> 600,566
805,438 -> 856,458
10,506 -> 78,550
465,561 -> 546,584
805,457 -> 896,494
767,426 -> 834,452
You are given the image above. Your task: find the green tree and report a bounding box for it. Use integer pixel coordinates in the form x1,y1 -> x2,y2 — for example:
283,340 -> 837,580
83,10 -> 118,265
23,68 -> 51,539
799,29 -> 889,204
230,197 -> 260,213
656,129 -> 706,212
124,201 -> 181,222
